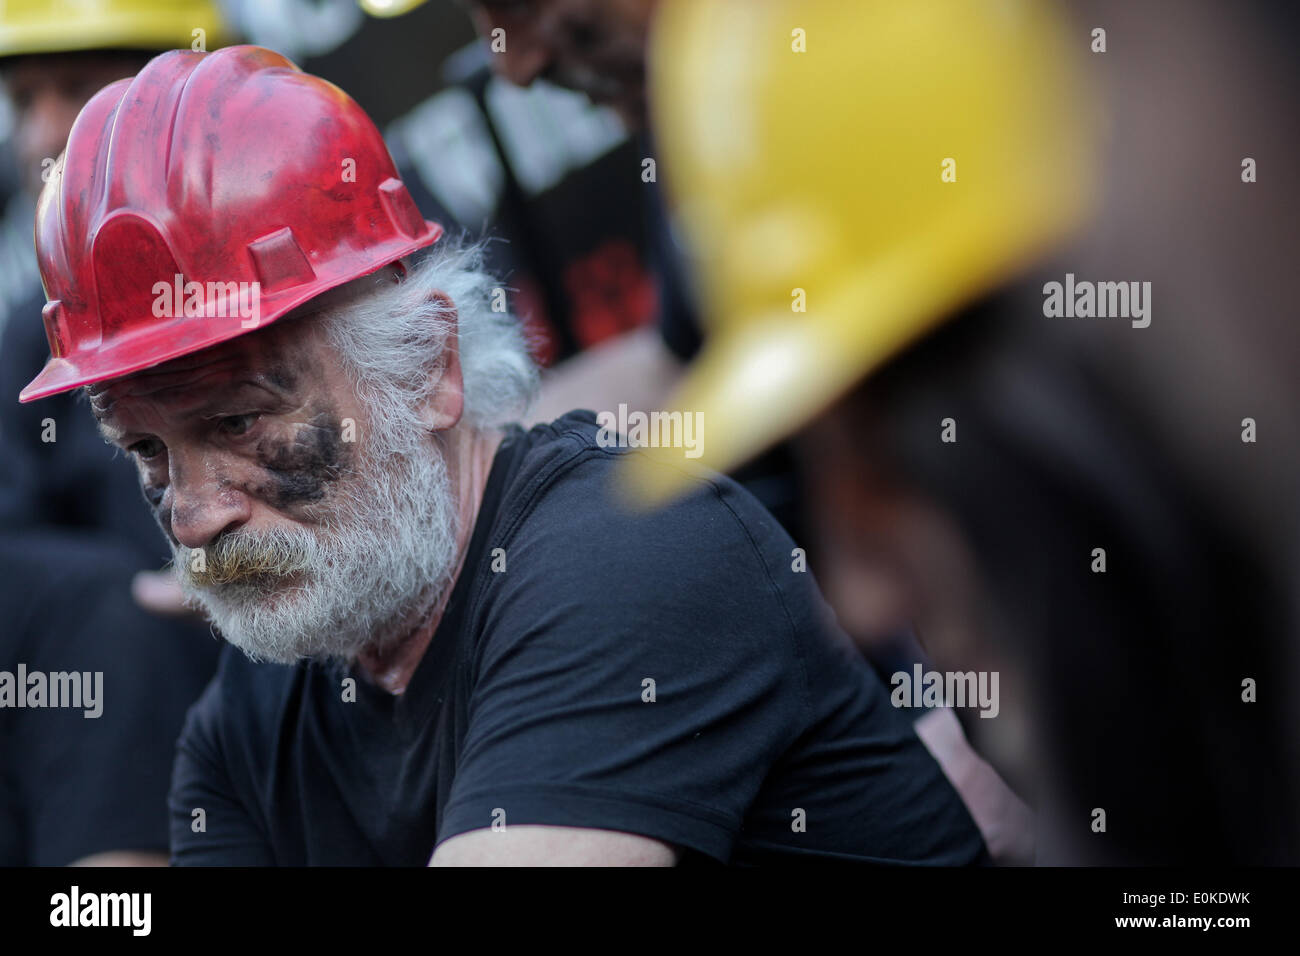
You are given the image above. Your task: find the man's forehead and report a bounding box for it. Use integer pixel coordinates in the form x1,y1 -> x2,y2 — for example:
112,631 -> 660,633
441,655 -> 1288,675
87,324 -> 304,417
84,265 -> 391,418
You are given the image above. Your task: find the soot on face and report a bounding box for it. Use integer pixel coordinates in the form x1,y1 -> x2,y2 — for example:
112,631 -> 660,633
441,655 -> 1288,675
250,407 -> 351,510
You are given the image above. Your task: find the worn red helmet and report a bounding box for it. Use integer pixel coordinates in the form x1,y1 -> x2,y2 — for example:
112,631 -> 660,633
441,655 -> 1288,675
20,44 -> 443,403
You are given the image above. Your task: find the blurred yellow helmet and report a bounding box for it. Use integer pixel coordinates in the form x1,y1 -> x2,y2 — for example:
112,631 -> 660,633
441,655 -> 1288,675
358,0 -> 429,18
0,0 -> 232,57
625,0 -> 1096,503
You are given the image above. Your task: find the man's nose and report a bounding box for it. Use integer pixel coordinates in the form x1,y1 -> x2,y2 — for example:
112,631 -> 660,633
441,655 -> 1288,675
167,458 -> 252,550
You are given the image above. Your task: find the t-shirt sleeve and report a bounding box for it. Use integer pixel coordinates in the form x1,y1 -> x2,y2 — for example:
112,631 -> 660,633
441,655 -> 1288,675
437,460 -> 812,862
168,648 -> 275,866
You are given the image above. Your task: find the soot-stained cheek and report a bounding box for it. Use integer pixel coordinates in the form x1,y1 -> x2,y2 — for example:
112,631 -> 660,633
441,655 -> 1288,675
249,408 -> 351,509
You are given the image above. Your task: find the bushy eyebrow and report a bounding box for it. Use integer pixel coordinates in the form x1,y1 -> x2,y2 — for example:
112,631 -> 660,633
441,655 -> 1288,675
92,376 -> 291,446
95,420 -> 126,446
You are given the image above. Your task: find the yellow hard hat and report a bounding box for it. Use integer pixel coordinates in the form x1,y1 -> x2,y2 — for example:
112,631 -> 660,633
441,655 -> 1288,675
358,0 -> 429,18
0,0 -> 232,57
625,0 -> 1097,503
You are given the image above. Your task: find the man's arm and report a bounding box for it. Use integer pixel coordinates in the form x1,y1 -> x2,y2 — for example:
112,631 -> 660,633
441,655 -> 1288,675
69,851 -> 169,867
914,708 -> 1035,865
431,826 -> 680,866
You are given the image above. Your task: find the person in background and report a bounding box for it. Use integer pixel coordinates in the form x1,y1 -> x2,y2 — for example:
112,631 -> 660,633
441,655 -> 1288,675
361,1 -> 693,440
0,0 -> 232,866
629,0 -> 1300,864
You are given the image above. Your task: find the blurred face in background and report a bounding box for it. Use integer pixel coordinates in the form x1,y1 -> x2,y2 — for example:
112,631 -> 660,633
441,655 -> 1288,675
1,51 -> 148,197
796,379 -> 1035,789
466,0 -> 659,127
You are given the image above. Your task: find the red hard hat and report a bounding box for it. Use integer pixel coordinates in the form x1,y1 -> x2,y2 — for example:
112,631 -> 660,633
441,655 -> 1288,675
20,44 -> 443,403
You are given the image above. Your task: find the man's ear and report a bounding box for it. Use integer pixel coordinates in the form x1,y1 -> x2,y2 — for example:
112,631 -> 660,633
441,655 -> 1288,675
417,291 -> 464,432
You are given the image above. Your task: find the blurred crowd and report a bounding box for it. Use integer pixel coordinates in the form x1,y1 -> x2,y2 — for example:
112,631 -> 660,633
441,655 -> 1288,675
1,0 -> 1297,866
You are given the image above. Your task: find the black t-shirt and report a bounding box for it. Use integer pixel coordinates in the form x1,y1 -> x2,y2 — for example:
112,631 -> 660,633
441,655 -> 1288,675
169,412 -> 987,865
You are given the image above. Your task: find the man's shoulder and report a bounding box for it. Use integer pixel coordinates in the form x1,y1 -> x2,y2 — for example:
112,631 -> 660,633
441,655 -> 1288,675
505,409 -> 787,554
481,409 -> 817,642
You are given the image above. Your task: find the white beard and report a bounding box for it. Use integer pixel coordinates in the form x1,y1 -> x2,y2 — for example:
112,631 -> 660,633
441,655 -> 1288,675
175,428 -> 460,665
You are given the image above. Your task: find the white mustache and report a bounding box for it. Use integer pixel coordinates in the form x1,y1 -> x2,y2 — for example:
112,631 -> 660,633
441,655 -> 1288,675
178,530 -> 314,588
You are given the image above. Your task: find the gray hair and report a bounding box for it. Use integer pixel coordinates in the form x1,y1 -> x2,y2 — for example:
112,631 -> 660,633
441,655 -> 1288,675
320,236 -> 539,445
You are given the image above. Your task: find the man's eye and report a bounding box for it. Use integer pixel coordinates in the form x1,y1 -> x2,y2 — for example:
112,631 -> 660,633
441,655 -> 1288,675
128,438 -> 165,461
217,414 -> 260,437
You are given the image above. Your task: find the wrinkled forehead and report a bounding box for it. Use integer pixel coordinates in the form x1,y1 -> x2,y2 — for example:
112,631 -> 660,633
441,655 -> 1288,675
86,318 -> 316,422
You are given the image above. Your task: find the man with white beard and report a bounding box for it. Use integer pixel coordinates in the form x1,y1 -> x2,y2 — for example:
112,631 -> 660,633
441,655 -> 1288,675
117,255 -> 491,670
20,46 -> 989,865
